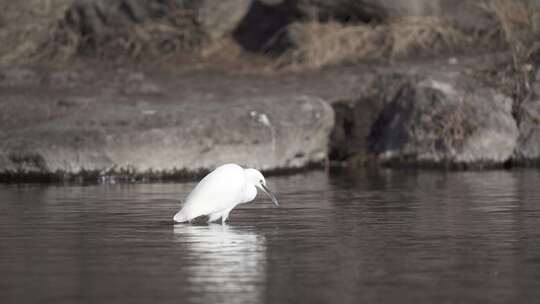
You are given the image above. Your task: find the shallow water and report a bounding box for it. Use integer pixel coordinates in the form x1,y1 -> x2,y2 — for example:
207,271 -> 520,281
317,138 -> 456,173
2,169 -> 540,304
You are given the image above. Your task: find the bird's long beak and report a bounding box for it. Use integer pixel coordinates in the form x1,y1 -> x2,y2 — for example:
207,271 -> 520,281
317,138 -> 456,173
260,183 -> 279,207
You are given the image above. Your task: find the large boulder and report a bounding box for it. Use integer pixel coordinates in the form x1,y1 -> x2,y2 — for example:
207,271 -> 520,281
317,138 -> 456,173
0,67 -> 334,179
331,65 -> 519,168
64,0 -> 252,41
370,73 -> 518,167
514,99 -> 540,163
53,0 -> 256,60
0,0 -> 74,65
197,0 -> 253,40
512,73 -> 540,164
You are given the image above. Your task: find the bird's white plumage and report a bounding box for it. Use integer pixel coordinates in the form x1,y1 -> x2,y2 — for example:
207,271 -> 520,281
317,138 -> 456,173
173,163 -> 278,224
175,164 -> 244,221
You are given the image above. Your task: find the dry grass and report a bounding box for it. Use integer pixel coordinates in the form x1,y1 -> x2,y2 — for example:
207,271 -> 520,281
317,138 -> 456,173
477,0 -> 540,119
276,21 -> 388,69
29,4 -> 264,70
389,17 -> 469,58
479,0 -> 540,62
0,0 -> 72,65
38,7 -> 204,64
34,22 -> 80,63
277,17 -> 471,69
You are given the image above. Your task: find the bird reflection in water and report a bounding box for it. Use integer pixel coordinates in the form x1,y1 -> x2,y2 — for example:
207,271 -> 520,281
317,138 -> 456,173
173,224 -> 267,304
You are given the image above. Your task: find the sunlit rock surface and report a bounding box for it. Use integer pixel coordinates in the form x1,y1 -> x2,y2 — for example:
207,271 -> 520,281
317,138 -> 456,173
0,67 -> 334,178
513,82 -> 540,164
3,57 -> 540,179
330,61 -> 520,168
370,72 -> 518,167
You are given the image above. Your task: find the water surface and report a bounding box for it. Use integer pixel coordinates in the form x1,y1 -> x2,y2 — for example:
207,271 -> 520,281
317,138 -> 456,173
2,169 -> 540,303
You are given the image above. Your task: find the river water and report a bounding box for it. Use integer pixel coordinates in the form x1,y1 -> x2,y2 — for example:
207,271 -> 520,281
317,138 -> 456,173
1,169 -> 540,303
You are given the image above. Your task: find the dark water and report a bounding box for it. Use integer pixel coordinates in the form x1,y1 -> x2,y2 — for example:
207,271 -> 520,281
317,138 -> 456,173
2,169 -> 540,304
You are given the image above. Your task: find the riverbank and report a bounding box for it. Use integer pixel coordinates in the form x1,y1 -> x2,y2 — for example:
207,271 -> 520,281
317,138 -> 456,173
0,63 -> 338,182
2,0 -> 540,181
1,52 -> 539,182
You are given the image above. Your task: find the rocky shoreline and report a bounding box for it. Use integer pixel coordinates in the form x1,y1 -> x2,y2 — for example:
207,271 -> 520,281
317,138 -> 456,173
0,65 -> 336,181
1,0 -> 539,181
1,53 -> 539,182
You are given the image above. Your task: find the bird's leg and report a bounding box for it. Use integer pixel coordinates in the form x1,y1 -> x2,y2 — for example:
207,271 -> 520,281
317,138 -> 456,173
221,208 -> 233,225
207,212 -> 221,223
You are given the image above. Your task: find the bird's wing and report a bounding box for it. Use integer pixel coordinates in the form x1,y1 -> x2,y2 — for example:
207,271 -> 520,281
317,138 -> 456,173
180,164 -> 245,219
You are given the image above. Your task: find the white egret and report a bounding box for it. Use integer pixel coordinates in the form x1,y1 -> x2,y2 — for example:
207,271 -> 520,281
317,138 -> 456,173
173,163 -> 279,224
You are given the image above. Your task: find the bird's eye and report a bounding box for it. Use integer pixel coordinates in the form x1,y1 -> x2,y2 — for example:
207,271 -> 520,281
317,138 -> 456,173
259,179 -> 263,183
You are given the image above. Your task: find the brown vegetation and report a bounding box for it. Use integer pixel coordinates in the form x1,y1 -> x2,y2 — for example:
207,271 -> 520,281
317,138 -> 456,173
2,0 -> 540,73
276,17 -> 471,69
477,0 -> 540,120
0,0 -> 72,65
480,0 -> 540,63
39,8 -> 203,64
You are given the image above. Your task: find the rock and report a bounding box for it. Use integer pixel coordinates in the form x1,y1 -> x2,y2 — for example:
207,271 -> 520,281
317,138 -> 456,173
61,0 -> 203,59
329,92 -> 383,162
233,0 -> 296,52
57,0 -> 254,59
196,0 -> 253,40
331,65 -> 519,168
370,71 -> 518,167
0,68 -> 40,86
0,68 -> 334,179
66,0 -> 252,39
513,98 -> 540,164
511,66 -> 540,164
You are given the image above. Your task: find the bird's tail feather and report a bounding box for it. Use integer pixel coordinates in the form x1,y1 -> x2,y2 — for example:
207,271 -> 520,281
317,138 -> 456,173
173,205 -> 190,223
173,212 -> 188,223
